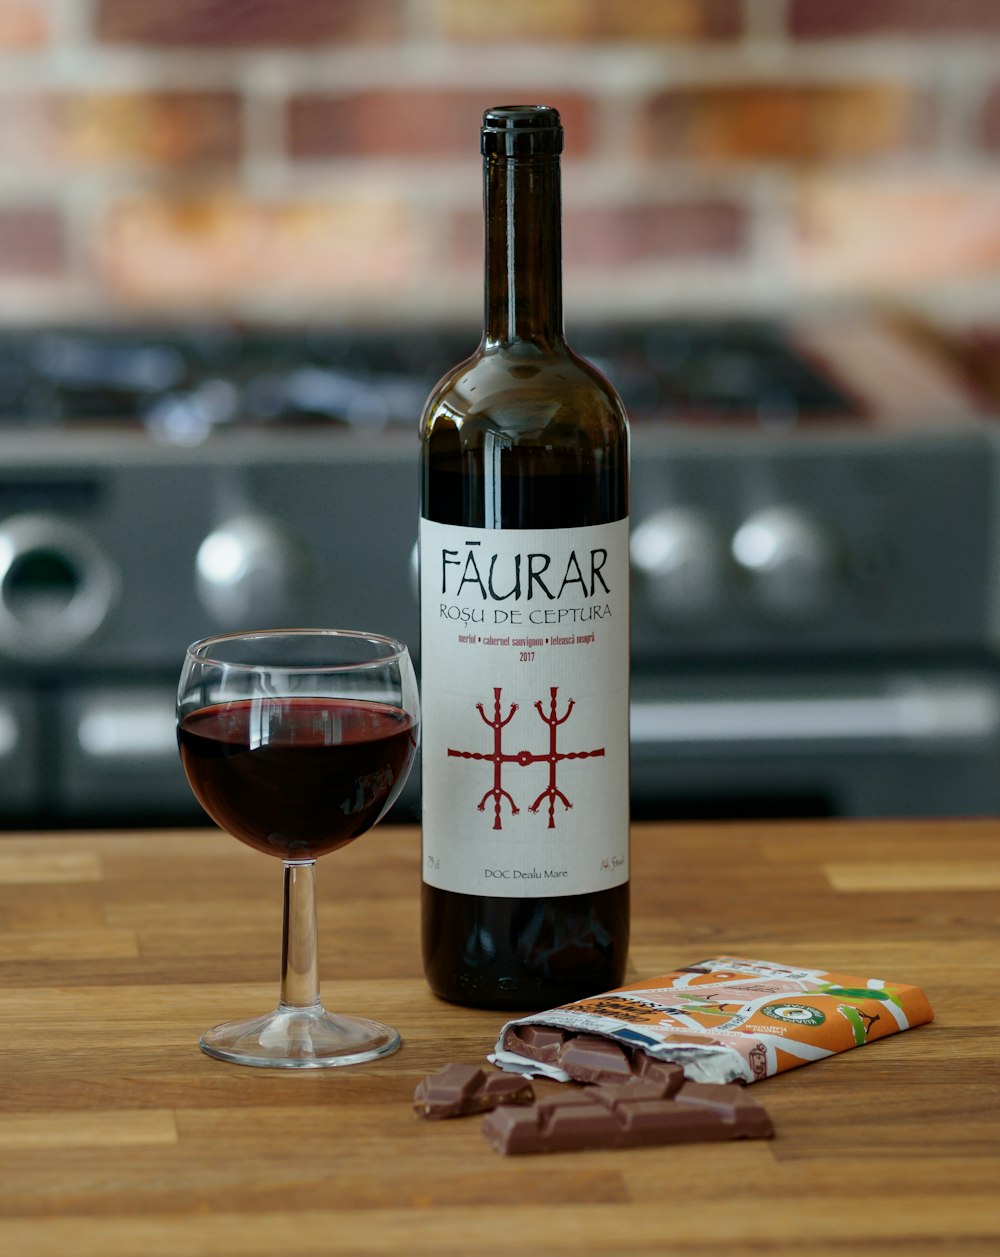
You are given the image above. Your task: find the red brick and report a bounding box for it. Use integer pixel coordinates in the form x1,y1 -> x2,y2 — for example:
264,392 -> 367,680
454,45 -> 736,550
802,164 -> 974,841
978,85 -> 1000,151
564,201 -> 746,268
448,199 -> 746,272
0,0 -> 49,47
789,0 -> 1000,39
99,195 -> 418,306
795,176 -> 1000,290
94,0 -> 402,46
644,85 -> 932,163
0,207 -> 64,275
288,91 -> 593,159
0,92 -> 241,167
437,0 -> 741,42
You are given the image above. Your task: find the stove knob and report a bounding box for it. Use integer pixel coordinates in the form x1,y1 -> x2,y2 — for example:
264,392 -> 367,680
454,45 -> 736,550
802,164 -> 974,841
631,508 -> 730,621
195,514 -> 311,628
731,506 -> 839,621
0,513 -> 118,658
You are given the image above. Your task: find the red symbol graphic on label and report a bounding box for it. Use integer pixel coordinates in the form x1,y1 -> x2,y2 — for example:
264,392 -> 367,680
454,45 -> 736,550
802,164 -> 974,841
447,687 -> 605,830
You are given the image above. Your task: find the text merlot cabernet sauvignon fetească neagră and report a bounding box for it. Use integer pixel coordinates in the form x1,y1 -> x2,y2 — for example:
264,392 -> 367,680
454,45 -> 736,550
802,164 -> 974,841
419,106 -> 630,1010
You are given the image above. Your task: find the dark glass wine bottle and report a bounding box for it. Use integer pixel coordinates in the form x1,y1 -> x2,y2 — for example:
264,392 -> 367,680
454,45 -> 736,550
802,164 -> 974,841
419,106 -> 630,1010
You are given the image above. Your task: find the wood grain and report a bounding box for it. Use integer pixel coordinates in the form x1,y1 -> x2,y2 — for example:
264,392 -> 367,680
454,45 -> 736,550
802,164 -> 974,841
0,819 -> 998,1257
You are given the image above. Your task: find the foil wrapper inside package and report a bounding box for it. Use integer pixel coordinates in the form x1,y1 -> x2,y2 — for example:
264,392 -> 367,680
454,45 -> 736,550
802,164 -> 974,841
491,956 -> 935,1085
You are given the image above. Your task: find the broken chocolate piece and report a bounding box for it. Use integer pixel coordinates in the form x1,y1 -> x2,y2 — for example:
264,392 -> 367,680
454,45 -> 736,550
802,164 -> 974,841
559,1034 -> 635,1082
632,1051 -> 686,1093
482,1077 -> 773,1155
504,1023 -> 567,1063
674,1080 -> 774,1138
413,1063 -> 535,1120
502,1025 -> 684,1092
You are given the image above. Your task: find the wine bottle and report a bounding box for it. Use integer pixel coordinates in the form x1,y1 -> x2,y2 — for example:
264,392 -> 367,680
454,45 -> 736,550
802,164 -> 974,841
419,105 -> 630,1010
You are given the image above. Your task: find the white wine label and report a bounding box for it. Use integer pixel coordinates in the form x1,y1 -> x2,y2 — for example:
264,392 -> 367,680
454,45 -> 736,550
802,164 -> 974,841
419,517 -> 629,898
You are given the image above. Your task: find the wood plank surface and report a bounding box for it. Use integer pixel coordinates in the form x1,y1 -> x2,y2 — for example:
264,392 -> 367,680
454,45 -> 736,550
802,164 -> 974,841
0,819 -> 997,1257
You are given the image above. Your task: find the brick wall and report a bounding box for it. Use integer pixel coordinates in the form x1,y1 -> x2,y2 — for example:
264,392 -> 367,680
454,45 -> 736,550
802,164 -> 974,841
2,0 -> 1000,329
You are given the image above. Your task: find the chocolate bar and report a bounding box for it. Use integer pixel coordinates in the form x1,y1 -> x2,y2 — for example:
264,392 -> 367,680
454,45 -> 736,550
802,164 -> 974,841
413,1063 -> 535,1120
481,1077 -> 773,1155
496,957 -> 934,1087
504,1025 -> 684,1091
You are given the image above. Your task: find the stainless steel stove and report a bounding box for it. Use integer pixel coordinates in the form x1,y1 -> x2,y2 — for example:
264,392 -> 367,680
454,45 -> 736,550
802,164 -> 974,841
2,318 -> 998,826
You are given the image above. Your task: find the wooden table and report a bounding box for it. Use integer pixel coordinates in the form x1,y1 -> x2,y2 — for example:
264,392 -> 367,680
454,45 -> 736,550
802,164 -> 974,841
0,819 -> 997,1256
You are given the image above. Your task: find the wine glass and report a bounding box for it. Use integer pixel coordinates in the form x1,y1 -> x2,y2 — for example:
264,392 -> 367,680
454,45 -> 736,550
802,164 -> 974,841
177,629 -> 419,1068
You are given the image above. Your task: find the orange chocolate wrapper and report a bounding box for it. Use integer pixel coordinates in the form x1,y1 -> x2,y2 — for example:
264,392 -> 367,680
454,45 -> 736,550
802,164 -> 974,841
492,956 -> 934,1085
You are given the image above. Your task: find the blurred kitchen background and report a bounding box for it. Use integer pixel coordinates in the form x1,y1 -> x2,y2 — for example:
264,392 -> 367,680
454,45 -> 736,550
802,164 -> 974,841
5,0 -> 1000,827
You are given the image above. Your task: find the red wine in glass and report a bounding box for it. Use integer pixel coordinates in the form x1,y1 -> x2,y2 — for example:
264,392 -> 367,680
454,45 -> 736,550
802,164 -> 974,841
179,697 -> 416,861
176,628 -> 419,1069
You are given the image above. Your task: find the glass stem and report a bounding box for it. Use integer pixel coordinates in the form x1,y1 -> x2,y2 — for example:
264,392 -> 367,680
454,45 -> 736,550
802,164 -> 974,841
278,860 -> 321,1011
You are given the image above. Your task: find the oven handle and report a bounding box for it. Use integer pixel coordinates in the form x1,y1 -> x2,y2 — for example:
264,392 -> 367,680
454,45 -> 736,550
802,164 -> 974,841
71,677 -> 1000,764
630,678 -> 1000,751
76,698 -> 177,763
0,702 -> 18,758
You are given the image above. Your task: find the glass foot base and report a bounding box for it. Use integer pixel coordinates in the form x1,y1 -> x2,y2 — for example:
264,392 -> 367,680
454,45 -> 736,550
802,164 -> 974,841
199,1005 -> 401,1069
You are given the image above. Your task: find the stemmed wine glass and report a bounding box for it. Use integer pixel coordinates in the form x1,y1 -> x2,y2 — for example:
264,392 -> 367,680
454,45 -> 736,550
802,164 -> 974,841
177,629 -> 419,1068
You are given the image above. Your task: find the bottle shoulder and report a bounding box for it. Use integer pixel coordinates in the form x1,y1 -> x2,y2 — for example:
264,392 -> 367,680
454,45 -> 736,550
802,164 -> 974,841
420,341 -> 628,446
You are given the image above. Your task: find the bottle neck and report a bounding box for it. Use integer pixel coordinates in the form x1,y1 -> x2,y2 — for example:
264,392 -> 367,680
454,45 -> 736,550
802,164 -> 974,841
483,153 -> 564,349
